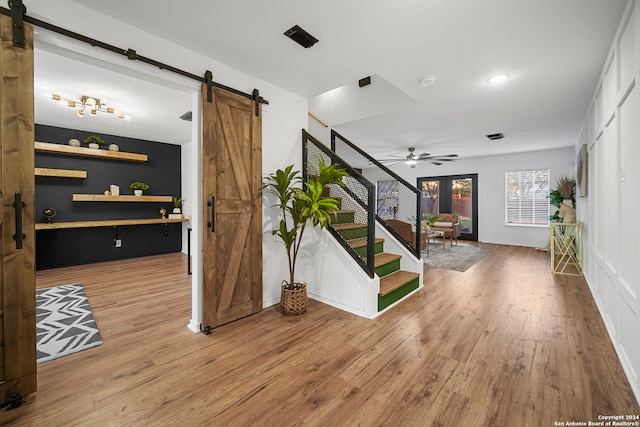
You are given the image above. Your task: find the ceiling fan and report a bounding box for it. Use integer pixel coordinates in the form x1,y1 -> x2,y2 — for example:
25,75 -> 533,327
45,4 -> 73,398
376,147 -> 459,168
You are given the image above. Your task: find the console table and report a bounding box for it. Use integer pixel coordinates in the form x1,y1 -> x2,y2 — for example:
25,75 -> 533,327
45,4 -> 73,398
550,222 -> 583,276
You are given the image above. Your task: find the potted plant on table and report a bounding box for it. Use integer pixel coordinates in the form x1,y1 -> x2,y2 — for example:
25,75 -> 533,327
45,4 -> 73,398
130,181 -> 149,196
264,159 -> 348,316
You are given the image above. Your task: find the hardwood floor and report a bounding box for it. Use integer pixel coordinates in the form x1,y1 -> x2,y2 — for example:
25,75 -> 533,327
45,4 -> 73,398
2,245 -> 639,426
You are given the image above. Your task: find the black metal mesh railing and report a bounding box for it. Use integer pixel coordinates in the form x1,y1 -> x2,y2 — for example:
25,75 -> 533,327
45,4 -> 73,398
331,130 -> 422,258
302,130 -> 376,278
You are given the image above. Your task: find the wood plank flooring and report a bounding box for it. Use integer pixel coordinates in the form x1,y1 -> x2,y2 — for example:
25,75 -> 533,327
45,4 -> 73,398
2,244 -> 639,426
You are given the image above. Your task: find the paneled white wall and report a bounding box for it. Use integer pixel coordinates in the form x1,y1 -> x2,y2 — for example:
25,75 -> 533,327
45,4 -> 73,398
578,0 -> 640,402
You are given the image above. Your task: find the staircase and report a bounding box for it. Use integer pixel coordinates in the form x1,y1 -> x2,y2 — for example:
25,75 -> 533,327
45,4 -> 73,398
329,191 -> 421,312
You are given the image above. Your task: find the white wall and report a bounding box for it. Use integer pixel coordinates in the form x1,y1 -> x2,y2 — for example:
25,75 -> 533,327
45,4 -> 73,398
362,147 -> 575,248
27,1 -> 308,329
578,0 -> 640,402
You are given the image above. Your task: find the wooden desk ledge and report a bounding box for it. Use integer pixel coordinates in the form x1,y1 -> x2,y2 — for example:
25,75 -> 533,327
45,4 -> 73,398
35,218 -> 189,230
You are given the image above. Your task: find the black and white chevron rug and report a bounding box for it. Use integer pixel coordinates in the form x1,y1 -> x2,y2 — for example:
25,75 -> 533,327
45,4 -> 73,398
36,283 -> 103,364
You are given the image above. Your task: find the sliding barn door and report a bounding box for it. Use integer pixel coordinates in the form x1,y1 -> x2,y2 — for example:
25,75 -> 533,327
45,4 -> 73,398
0,15 -> 37,404
201,85 -> 262,330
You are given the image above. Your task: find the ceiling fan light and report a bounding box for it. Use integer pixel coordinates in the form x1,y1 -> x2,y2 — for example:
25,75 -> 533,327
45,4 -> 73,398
68,101 -> 76,108
406,159 -> 417,166
52,93 -> 61,101
76,108 -> 84,117
106,107 -> 115,113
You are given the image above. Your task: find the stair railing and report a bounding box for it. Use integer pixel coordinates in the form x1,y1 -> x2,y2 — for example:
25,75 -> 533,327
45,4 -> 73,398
331,130 -> 422,258
302,130 -> 376,278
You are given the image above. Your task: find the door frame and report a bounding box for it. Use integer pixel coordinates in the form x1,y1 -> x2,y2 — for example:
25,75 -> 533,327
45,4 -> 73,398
418,174 -> 478,241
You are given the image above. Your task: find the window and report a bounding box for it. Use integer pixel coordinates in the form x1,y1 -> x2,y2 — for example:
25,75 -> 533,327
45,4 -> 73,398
505,169 -> 550,225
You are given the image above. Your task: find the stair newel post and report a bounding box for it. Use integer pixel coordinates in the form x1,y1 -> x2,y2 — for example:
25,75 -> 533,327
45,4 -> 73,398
415,191 -> 422,257
366,183 -> 376,278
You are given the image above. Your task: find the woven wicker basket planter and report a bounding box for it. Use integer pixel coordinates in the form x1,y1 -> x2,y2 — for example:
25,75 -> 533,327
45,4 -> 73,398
280,281 -> 308,316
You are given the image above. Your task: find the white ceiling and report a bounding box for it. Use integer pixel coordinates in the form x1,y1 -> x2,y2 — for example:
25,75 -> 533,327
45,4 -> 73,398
35,0 -> 627,158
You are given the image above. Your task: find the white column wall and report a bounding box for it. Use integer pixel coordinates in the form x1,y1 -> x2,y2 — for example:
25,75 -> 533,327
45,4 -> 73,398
578,0 -> 640,402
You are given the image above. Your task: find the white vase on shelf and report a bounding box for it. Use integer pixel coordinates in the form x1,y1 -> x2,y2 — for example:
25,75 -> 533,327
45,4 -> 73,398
134,190 -> 143,196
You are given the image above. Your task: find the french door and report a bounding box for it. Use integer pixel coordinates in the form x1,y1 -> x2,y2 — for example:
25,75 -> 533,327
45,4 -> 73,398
418,174 -> 478,241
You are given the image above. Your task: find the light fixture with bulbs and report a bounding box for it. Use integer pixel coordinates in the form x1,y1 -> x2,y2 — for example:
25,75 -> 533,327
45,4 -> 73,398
51,93 -> 128,119
487,74 -> 510,85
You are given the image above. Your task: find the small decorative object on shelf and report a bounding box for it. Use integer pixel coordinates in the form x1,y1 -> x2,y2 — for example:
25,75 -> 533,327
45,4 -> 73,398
130,181 -> 149,196
172,196 -> 184,214
68,138 -> 81,147
160,207 -> 167,219
42,208 -> 56,223
108,144 -> 119,152
109,184 -> 120,196
83,135 -> 107,149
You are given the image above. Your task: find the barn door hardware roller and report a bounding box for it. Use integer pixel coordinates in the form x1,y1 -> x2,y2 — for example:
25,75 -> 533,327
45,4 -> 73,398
8,0 -> 26,48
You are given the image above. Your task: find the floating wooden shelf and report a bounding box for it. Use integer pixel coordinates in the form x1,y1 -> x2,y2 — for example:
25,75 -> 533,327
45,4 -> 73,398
35,141 -> 148,162
72,194 -> 173,202
35,218 -> 189,230
35,167 -> 87,178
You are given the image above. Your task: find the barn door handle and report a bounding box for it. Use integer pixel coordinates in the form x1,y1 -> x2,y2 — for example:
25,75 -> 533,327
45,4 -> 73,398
12,193 -> 26,249
207,196 -> 215,232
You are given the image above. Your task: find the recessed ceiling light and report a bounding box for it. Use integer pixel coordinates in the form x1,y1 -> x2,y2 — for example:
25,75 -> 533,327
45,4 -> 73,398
487,74 -> 510,85
420,76 -> 435,86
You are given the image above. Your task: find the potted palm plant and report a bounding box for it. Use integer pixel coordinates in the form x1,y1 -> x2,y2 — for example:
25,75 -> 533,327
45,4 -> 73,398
264,159 -> 348,315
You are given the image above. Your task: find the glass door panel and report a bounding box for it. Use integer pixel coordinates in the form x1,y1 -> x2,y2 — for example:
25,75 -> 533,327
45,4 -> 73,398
418,174 -> 478,241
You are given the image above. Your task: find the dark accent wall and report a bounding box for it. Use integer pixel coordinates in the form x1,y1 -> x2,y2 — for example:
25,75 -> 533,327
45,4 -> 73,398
35,124 -> 182,270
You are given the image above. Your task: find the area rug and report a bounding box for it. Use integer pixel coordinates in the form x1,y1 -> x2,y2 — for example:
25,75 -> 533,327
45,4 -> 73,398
36,283 -> 103,364
423,244 -> 491,272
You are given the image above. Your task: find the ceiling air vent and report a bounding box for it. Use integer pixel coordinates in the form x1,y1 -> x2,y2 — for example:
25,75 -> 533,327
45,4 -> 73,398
179,111 -> 192,122
486,133 -> 504,140
284,25 -> 318,48
359,76 -> 371,87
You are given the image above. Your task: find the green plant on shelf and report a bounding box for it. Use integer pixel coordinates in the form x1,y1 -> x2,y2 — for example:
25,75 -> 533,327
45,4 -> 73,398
172,196 -> 184,208
83,135 -> 107,145
129,182 -> 150,191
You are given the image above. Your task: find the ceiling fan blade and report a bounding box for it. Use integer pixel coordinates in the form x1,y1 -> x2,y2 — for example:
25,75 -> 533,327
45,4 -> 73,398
416,153 -> 431,159
431,161 -> 443,166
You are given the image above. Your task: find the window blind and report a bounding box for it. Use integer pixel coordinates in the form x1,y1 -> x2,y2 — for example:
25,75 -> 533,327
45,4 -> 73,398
505,169 -> 550,225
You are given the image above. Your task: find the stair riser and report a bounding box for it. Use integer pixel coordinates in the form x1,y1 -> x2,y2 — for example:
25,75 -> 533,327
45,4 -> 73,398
378,277 -> 420,311
333,212 -> 355,224
337,227 -> 367,240
375,259 -> 400,278
353,241 -> 384,258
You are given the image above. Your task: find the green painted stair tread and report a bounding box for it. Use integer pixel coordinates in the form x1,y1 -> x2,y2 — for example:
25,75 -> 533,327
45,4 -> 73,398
379,270 -> 420,296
